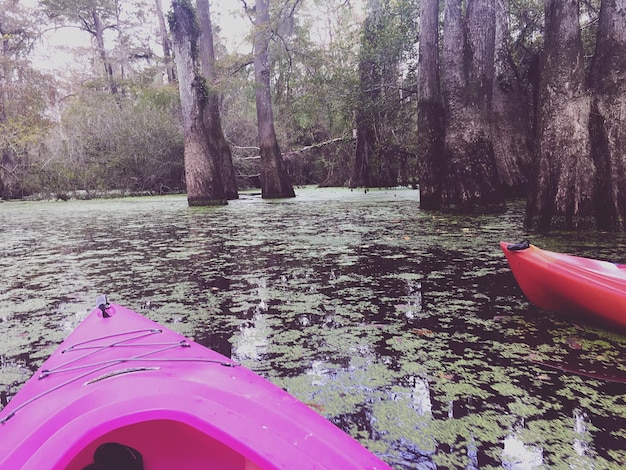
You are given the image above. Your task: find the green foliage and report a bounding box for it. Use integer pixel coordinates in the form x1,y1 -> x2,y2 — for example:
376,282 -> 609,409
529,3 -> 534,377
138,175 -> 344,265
353,0 -> 420,187
28,87 -> 184,197
0,2 -> 55,198
40,0 -> 118,27
167,0 -> 200,56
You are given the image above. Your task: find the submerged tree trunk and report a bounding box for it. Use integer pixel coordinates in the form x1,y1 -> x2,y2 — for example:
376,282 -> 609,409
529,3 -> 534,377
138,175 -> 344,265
253,0 -> 295,199
441,0 -> 503,213
491,0 -> 532,196
526,0 -> 594,229
196,0 -> 238,200
169,0 -> 226,206
589,0 -> 626,231
416,0 -> 444,209
155,0 -> 176,83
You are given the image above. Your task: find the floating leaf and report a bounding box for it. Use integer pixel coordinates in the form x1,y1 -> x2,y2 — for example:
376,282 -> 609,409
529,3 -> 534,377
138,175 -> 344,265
411,328 -> 434,336
306,402 -> 325,413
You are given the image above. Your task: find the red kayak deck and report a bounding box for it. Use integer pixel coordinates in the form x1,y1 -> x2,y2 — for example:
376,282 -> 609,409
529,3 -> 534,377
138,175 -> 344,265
500,241 -> 626,330
0,302 -> 391,470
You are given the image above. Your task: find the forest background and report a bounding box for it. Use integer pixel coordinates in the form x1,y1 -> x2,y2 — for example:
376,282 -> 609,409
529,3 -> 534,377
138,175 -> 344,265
2,0 -> 626,231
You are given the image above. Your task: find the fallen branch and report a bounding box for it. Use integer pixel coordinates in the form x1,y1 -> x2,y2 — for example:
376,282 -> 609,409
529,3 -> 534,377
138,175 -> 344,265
234,136 -> 355,161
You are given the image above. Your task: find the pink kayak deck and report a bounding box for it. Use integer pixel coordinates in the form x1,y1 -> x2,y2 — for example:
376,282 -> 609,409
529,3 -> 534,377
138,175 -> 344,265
500,241 -> 626,330
0,303 -> 391,470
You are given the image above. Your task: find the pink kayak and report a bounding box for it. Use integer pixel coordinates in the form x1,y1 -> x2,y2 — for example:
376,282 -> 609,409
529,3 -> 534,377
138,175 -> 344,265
0,298 -> 391,470
500,241 -> 626,330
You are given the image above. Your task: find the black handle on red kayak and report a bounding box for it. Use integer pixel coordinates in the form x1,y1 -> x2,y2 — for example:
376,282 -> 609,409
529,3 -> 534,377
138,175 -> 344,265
507,240 -> 530,251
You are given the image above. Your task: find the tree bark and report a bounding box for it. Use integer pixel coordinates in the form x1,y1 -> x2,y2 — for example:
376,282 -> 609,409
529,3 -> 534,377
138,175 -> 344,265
169,0 -> 226,206
526,0 -> 594,229
589,0 -> 626,230
253,0 -> 295,199
155,0 -> 176,83
491,0 -> 532,196
441,0 -> 503,213
196,0 -> 238,200
416,0 -> 444,209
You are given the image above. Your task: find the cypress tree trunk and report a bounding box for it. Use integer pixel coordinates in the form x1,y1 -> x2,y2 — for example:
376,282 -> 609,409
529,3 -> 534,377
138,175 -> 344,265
491,0 -> 532,196
169,0 -> 226,206
196,0 -> 238,200
526,0 -> 594,229
416,0 -> 444,209
253,0 -> 295,199
589,0 -> 626,231
441,0 -> 503,213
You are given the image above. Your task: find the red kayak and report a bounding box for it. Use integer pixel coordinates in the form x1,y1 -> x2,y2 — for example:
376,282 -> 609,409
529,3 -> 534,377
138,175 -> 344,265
0,297 -> 391,470
500,241 -> 626,330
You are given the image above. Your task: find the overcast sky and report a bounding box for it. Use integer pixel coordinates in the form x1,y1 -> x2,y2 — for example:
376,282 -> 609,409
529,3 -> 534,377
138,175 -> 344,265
30,0 -> 250,73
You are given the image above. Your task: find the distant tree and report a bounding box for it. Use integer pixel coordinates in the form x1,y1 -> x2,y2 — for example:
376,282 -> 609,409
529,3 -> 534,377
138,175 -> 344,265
416,0 -> 444,209
261,0 -> 361,187
351,0 -> 381,188
441,0 -> 503,213
351,0 -> 419,188
41,0 -> 119,93
0,1 -> 52,199
251,0 -> 295,198
589,0 -> 626,230
169,0 -> 226,205
196,0 -> 238,199
526,0 -> 594,229
155,0 -> 176,83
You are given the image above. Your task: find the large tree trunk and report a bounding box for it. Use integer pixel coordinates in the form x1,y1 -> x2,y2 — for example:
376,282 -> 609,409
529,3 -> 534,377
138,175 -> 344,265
253,0 -> 295,199
196,0 -> 238,200
155,0 -> 176,83
589,0 -> 626,231
441,0 -> 503,213
169,0 -> 226,206
526,0 -> 594,229
491,0 -> 532,196
416,0 -> 444,209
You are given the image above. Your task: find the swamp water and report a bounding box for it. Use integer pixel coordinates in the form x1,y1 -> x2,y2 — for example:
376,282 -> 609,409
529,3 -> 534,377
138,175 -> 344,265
0,187 -> 625,469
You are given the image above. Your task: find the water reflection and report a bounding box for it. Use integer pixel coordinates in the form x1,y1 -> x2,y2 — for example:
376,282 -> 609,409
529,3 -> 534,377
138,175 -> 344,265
573,409 -> 591,465
502,434 -> 544,469
410,376 -> 432,416
232,278 -> 270,362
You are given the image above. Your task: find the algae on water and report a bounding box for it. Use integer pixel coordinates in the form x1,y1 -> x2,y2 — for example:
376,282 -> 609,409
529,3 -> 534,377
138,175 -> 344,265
1,188 -> 625,469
